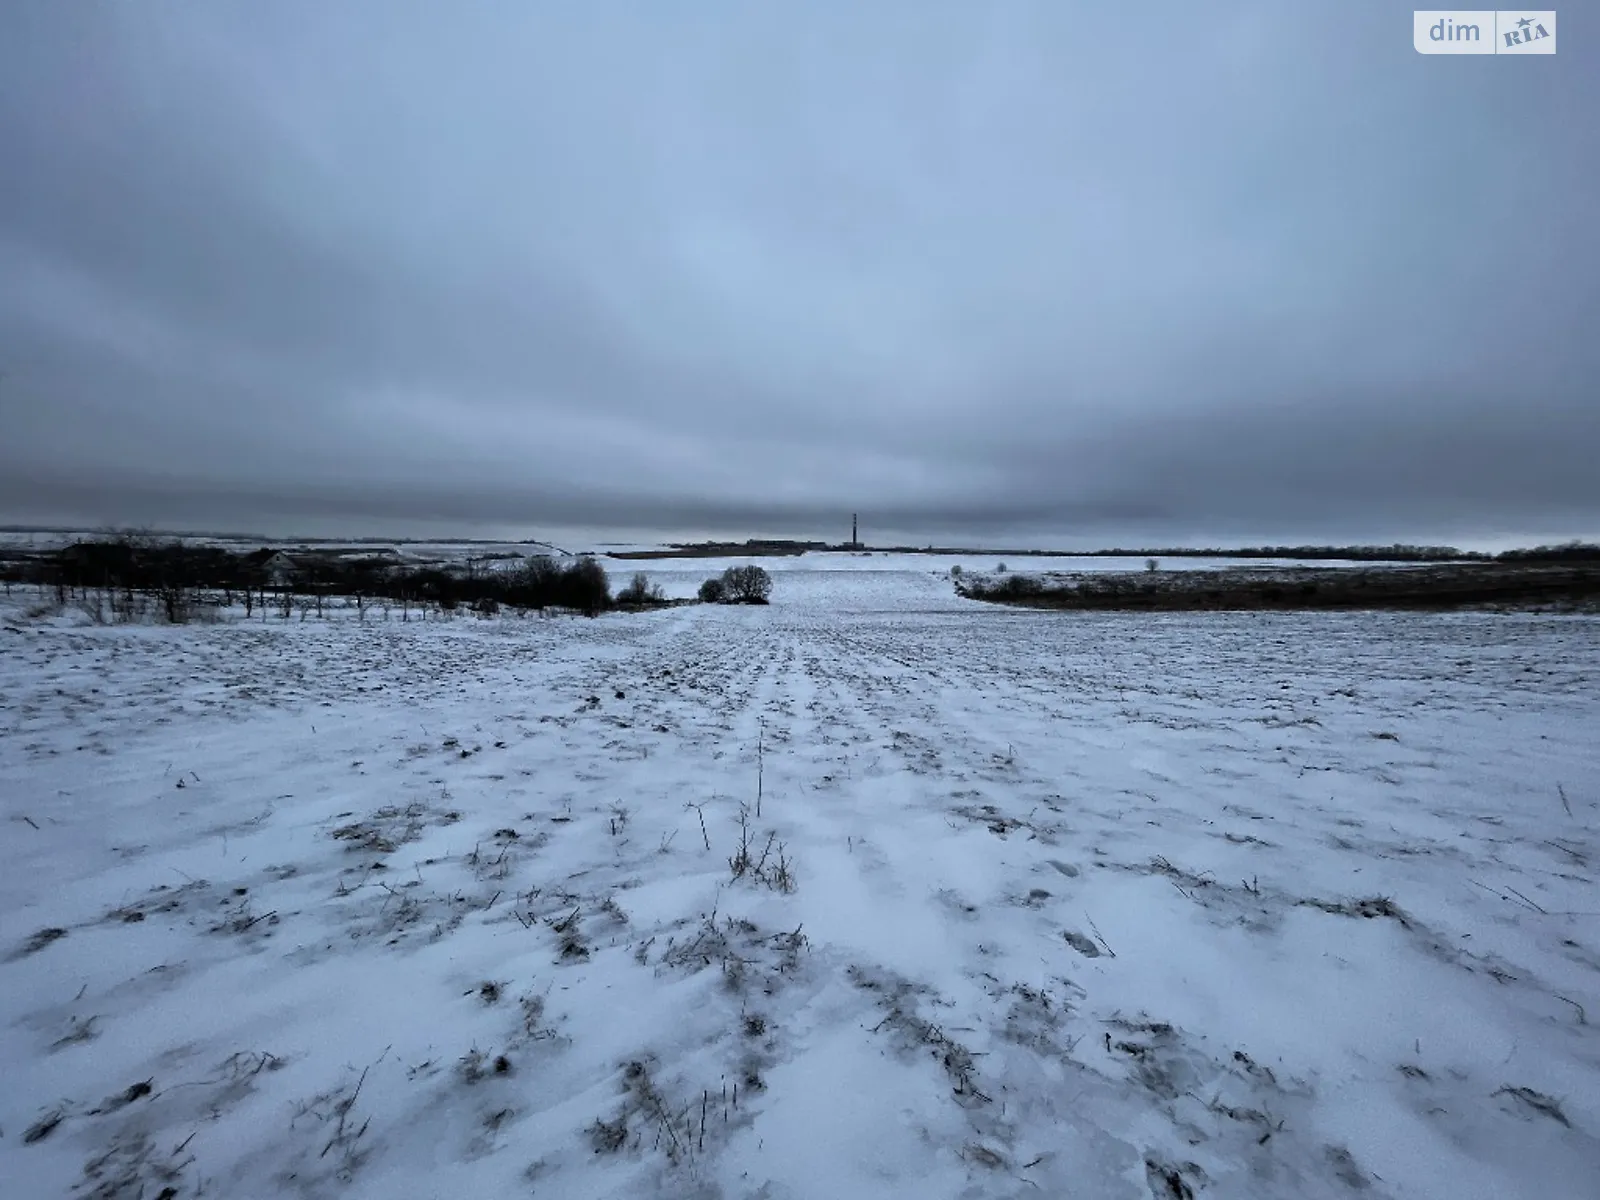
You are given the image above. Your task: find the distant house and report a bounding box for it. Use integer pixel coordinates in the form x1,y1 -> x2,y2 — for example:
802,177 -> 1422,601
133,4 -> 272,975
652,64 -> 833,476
243,550 -> 297,587
239,546 -> 410,591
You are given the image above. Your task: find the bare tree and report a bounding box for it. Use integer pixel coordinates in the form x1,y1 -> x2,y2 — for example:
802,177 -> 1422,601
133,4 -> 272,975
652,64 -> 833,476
721,565 -> 773,604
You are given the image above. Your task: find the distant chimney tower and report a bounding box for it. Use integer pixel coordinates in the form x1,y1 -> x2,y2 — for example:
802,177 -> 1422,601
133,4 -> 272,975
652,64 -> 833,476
851,513 -> 858,547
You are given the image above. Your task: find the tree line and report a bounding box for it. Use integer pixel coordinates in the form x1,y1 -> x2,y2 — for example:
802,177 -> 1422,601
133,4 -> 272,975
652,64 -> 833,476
0,535 -> 785,623
893,542 -> 1600,563
0,535 -> 618,621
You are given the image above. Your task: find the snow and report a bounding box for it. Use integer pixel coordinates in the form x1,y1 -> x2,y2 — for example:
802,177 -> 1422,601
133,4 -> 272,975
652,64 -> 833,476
2,567 -> 1598,1199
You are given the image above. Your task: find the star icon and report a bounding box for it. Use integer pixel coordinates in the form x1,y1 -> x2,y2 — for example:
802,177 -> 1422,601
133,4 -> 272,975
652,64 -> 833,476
1517,16 -> 1533,29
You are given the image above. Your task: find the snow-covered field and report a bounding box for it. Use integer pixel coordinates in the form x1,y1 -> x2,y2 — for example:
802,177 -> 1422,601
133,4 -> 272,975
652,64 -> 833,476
607,554 -> 1428,605
3,567 -> 1598,1199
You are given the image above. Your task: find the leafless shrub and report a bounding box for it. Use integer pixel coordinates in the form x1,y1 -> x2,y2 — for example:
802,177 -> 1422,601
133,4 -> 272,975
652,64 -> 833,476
616,572 -> 666,607
586,1059 -> 716,1169
720,565 -> 772,604
726,803 -> 796,892
289,1048 -> 389,1175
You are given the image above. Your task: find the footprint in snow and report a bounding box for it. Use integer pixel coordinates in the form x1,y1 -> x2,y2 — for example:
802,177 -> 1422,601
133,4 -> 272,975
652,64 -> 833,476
1062,930 -> 1102,958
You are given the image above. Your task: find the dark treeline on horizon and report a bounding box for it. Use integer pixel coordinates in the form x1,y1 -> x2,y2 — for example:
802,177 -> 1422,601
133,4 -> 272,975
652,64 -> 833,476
0,534 -> 617,620
873,542 -> 1600,563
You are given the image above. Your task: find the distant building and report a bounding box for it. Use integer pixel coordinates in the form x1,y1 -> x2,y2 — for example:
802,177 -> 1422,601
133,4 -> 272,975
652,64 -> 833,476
257,551 -> 297,587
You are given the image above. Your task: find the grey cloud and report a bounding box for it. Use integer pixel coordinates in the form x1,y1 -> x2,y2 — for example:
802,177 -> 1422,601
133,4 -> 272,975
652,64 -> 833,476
1,2 -> 1596,547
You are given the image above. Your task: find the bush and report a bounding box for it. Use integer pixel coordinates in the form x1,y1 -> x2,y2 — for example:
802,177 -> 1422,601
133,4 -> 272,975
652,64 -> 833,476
520,555 -> 563,596
617,572 -> 665,607
698,577 -> 726,603
721,564 -> 773,604
998,573 -> 1043,598
1496,541 -> 1600,563
511,554 -> 610,614
562,556 -> 611,616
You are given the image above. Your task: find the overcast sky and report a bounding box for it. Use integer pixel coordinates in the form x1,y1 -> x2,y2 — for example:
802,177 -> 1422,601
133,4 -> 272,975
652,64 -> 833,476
1,2 -> 1595,549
